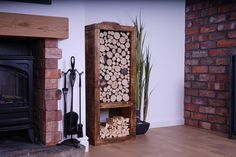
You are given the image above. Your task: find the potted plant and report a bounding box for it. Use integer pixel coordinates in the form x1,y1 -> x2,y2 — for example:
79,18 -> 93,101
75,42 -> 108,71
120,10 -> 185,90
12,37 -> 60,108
133,15 -> 152,135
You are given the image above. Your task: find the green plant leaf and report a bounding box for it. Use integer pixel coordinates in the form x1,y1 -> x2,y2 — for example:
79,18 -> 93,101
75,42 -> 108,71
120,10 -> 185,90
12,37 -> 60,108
133,13 -> 152,121
143,47 -> 152,121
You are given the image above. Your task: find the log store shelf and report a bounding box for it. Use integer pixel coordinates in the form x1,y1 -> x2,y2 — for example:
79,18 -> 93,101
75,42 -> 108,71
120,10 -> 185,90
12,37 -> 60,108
85,22 -> 136,145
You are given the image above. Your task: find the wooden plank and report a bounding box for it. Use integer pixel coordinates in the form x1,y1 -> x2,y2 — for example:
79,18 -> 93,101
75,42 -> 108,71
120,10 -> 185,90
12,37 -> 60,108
85,27 -> 97,145
96,135 -> 135,145
129,27 -> 137,137
85,22 -> 135,32
0,12 -> 68,39
100,102 -> 133,109
94,28 -> 102,145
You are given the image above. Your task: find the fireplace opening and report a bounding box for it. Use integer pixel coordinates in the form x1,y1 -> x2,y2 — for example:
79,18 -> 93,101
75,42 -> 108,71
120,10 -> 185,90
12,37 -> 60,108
0,38 -> 34,143
0,63 -> 28,105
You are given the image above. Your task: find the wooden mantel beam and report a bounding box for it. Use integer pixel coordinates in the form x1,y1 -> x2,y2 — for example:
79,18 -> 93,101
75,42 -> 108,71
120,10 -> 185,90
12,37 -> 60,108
0,12 -> 68,39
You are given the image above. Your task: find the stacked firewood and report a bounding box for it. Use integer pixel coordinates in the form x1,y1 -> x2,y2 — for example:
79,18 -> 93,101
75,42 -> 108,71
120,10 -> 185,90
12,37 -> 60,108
99,30 -> 131,103
100,116 -> 130,139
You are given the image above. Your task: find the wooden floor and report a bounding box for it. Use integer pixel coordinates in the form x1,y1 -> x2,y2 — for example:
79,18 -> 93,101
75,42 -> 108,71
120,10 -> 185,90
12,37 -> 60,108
84,125 -> 236,157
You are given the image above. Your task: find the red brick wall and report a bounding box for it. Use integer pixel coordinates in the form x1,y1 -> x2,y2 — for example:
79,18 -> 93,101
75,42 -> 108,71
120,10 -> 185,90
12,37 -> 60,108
185,0 -> 236,133
33,39 -> 62,145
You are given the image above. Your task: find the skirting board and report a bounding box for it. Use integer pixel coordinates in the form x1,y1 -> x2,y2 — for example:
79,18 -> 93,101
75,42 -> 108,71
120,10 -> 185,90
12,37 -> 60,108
149,119 -> 184,128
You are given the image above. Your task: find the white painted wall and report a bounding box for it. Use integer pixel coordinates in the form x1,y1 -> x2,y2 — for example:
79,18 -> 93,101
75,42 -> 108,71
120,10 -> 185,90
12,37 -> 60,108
0,0 -> 185,150
85,0 -> 185,128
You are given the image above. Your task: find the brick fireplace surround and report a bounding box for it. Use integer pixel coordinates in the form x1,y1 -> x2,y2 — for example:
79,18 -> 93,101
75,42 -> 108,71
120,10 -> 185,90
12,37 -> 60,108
185,0 -> 236,133
33,39 -> 63,145
0,12 -> 68,145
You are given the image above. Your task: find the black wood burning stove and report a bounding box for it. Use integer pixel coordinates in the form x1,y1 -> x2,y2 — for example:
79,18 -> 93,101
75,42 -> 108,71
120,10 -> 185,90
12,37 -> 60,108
0,56 -> 34,143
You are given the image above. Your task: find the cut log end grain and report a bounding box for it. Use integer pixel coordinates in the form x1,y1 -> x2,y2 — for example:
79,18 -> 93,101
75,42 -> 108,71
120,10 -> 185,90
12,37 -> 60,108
117,48 -> 122,53
100,45 -> 105,52
100,56 -> 105,64
104,74 -> 110,81
111,95 -> 116,102
111,75 -> 116,81
107,51 -> 113,58
123,94 -> 129,101
112,81 -> 118,89
115,66 -> 121,72
122,51 -> 126,56
100,116 -> 130,139
117,58 -> 121,62
105,46 -> 110,51
125,42 -> 130,48
110,31 -> 114,35
99,30 -> 131,103
119,37 -> 126,44
122,79 -> 128,86
114,32 -> 120,39
120,44 -> 125,49
115,53 -> 120,58
117,95 -> 122,102
121,58 -> 127,65
100,38 -> 105,44
100,32 -> 104,37
102,92 -> 106,97
107,59 -> 112,66
112,39 -> 117,45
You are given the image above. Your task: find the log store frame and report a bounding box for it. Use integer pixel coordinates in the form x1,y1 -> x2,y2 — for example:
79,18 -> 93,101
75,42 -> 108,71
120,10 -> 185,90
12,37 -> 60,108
85,22 -> 136,145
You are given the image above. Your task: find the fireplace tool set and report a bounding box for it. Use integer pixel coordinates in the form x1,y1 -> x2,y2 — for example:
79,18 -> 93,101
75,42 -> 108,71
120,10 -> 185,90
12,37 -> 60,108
60,56 -> 83,148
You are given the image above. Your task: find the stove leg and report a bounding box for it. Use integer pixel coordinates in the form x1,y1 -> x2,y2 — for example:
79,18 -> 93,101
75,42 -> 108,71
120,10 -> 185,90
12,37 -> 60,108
28,128 -> 35,144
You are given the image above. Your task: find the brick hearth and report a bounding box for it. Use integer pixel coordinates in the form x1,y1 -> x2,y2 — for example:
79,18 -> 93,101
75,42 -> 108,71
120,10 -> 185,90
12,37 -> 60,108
185,0 -> 236,133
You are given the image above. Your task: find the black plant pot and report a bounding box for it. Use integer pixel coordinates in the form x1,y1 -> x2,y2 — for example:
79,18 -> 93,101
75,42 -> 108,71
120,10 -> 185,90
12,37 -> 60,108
136,120 -> 150,135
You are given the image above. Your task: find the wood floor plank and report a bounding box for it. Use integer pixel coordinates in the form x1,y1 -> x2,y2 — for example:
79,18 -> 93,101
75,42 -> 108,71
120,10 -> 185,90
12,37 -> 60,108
84,125 -> 236,157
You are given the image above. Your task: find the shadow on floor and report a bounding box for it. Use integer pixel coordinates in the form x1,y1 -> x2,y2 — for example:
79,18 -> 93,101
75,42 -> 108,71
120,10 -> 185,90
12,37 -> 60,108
0,131 -> 85,157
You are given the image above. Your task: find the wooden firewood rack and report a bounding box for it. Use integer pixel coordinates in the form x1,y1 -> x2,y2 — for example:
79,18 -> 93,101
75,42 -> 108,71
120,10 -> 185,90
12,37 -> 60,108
85,22 -> 136,145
